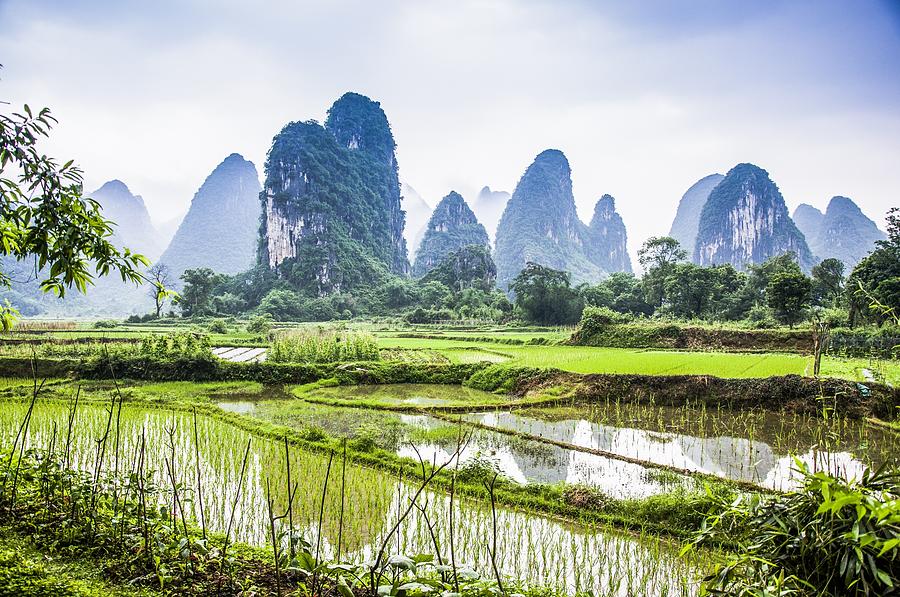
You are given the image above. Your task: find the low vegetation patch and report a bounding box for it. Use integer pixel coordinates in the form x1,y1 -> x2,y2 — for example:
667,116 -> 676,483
684,464 -> 900,596
269,329 -> 380,364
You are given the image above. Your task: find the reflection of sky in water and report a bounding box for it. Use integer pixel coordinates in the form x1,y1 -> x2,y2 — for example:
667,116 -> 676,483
398,414 -> 691,499
215,400 -> 258,414
0,402 -> 696,596
465,411 -> 872,491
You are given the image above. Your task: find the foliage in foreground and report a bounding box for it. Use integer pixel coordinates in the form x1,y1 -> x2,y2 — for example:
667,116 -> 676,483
685,463 -> 900,596
1,97 -> 150,330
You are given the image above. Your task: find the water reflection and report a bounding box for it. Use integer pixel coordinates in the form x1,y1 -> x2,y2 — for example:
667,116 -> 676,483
463,409 -> 886,490
0,399 -> 696,596
398,414 -> 692,499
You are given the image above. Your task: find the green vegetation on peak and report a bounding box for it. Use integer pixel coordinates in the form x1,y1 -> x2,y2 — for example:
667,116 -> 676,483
259,92 -> 408,296
695,163 -> 814,271
587,194 -> 632,274
412,191 -> 489,277
494,149 -> 605,289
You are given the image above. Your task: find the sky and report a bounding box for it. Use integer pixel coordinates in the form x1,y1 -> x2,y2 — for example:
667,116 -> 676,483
1,0 -> 899,265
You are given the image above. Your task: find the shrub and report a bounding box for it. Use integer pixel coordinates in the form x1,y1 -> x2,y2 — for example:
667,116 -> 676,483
246,315 -> 273,335
207,319 -> 228,333
92,320 -> 117,329
138,331 -> 212,358
576,306 -> 633,338
684,464 -> 900,596
746,304 -> 778,329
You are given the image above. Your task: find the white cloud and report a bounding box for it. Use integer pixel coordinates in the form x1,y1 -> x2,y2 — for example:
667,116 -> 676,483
1,0 -> 898,266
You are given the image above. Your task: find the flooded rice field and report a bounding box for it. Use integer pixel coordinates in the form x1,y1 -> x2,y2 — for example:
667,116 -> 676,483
294,384 -> 897,491
0,398 -> 696,596
3,382 -> 892,595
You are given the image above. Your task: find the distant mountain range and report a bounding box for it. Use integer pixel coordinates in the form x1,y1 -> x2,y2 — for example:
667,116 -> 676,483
471,186 -> 510,244
694,163 -> 815,271
792,197 -> 885,269
401,183 -> 432,255
669,174 -> 724,258
668,166 -> 884,272
159,153 -> 261,281
91,180 -> 164,260
5,90 -> 890,316
493,149 -> 631,289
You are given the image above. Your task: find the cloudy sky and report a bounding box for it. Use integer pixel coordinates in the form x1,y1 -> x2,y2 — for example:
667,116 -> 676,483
2,0 -> 899,263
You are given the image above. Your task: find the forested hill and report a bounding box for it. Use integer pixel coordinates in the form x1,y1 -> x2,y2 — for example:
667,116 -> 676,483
694,163 -> 814,271
412,191 -> 489,277
91,180 -> 162,260
159,153 -> 261,279
494,149 -> 605,289
259,92 -> 409,296
793,197 -> 886,269
668,173 -> 724,258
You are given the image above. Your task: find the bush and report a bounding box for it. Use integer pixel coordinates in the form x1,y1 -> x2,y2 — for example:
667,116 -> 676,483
745,304 -> 778,329
246,315 -> 273,335
685,465 -> 900,596
92,320 -> 117,329
138,331 -> 212,358
207,319 -> 228,333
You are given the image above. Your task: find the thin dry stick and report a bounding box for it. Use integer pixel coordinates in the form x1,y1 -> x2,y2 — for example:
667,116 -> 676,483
337,438 -> 347,562
265,478 -> 282,597
165,457 -> 193,573
2,368 -> 44,507
283,436 -> 293,558
449,419 -> 463,593
483,472 -> 505,594
222,438 -> 252,567
369,432 -> 470,594
136,429 -> 153,569
312,449 -> 334,596
63,385 -> 80,471
193,407 -> 207,540
109,361 -> 124,499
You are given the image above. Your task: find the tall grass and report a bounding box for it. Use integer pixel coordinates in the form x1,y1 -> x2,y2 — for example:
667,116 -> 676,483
7,320 -> 77,332
269,328 -> 380,364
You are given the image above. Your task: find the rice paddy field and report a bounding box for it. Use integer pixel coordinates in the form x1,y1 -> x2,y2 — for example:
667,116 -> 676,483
0,321 -> 897,595
2,365 -> 897,595
0,392 -> 700,596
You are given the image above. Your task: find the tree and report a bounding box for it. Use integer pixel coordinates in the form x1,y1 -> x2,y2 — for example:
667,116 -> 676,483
146,263 -> 175,317
1,96 -> 148,329
637,236 -> 687,271
178,268 -> 223,317
767,271 -> 812,327
638,236 -> 686,307
662,263 -> 744,320
811,258 -> 844,306
419,281 -> 453,309
601,272 -> 654,316
847,208 -> 900,326
746,252 -> 803,306
510,262 -> 583,324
